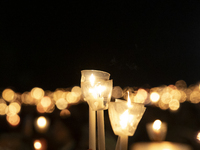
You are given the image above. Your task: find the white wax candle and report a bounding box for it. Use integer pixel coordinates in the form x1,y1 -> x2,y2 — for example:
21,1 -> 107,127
97,110 -> 105,150
89,107 -> 96,150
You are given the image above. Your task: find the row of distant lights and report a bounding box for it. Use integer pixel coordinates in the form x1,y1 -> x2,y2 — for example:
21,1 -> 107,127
0,80 -> 200,126
0,86 -> 82,126
113,80 -> 200,111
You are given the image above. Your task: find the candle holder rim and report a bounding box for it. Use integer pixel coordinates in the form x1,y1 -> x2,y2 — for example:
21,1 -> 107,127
81,69 -> 110,76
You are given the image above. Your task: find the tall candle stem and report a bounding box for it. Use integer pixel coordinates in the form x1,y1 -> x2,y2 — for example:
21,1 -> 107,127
115,136 -> 120,150
97,110 -> 105,150
119,135 -> 128,150
89,107 -> 96,150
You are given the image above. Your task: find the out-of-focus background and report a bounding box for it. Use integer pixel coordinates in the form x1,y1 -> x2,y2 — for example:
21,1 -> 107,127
1,1 -> 200,150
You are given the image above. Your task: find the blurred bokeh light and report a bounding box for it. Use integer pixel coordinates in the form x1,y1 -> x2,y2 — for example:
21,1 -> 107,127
2,89 -> 15,102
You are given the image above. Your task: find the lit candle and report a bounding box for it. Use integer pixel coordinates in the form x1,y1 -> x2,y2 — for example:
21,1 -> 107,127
119,91 -> 132,150
108,91 -> 146,150
146,119 -> 167,141
89,74 -> 106,150
153,119 -> 162,133
81,70 -> 112,150
89,74 -> 97,150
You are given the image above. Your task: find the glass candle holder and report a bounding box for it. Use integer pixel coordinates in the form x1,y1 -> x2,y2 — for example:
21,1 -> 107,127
81,70 -> 112,111
108,100 -> 146,136
146,120 -> 167,141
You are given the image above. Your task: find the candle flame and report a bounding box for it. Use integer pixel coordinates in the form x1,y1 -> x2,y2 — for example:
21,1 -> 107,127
127,91 -> 132,107
120,110 -> 129,129
89,85 -> 106,99
89,74 -> 95,86
120,109 -> 134,129
153,119 -> 162,131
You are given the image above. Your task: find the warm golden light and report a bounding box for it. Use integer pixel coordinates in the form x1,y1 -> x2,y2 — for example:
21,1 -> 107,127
169,99 -> 180,111
89,74 -> 95,86
179,90 -> 187,103
60,109 -> 71,118
2,89 -> 15,102
197,132 -> 200,141
34,140 -> 42,149
119,93 -> 134,130
150,92 -> 160,102
21,92 -> 34,104
120,110 -> 129,129
134,89 -> 147,103
71,86 -> 82,97
6,114 -> 20,126
41,96 -> 52,108
89,85 -> 106,99
37,116 -> 47,128
190,90 -> 200,103
153,119 -> 162,131
31,87 -> 44,100
161,92 -> 171,104
66,92 -> 80,103
127,91 -> 131,107
56,98 -> 68,110
8,102 -> 21,115
53,90 -> 65,101
36,103 -> 45,113
0,102 -> 8,115
158,101 -> 169,110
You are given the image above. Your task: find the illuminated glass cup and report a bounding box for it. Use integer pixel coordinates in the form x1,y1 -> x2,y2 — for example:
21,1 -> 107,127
81,70 -> 112,111
108,100 -> 146,136
146,120 -> 167,141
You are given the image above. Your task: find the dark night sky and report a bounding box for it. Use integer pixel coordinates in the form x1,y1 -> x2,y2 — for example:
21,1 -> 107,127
1,1 -> 200,92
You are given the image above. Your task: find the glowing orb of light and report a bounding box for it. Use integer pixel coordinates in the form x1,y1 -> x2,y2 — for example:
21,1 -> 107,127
153,119 -> 162,131
37,116 -> 47,128
71,86 -> 82,97
2,89 -> 15,102
169,99 -> 180,111
66,92 -> 80,104
56,98 -> 68,110
6,114 -> 20,126
41,96 -> 52,108
134,89 -> 148,103
34,140 -> 42,149
150,92 -> 160,102
31,87 -> 44,100
8,102 -> 21,115
197,132 -> 200,141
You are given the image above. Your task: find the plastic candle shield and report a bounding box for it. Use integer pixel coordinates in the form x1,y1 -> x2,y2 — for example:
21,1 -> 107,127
81,70 -> 112,111
108,101 -> 146,136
